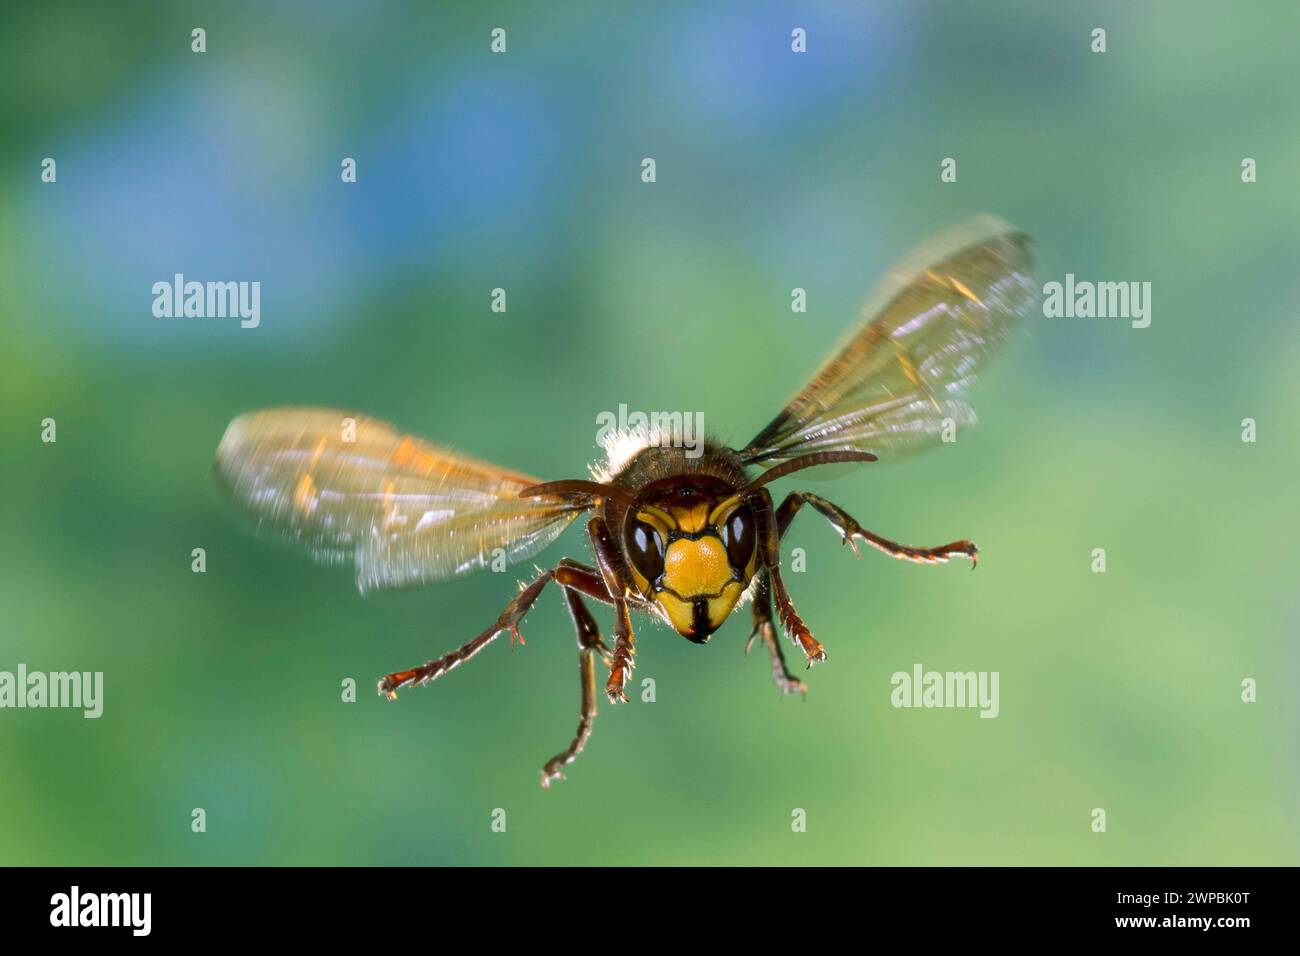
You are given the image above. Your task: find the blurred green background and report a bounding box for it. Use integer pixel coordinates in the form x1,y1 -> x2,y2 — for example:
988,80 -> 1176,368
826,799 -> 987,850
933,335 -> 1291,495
2,1 -> 1297,866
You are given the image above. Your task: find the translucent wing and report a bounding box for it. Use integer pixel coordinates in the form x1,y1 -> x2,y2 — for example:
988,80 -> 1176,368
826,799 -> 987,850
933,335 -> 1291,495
742,215 -> 1036,465
214,407 -> 583,592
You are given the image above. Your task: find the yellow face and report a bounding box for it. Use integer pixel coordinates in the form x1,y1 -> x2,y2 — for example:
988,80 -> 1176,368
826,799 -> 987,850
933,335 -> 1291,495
622,483 -> 759,643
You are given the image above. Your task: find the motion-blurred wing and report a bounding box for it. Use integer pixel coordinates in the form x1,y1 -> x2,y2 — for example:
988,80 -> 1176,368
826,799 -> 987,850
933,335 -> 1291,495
742,215 -> 1036,465
214,407 -> 583,592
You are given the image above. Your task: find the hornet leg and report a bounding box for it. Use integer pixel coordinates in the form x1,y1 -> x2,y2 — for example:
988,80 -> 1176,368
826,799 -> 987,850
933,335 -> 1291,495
378,565 -> 557,698
541,577 -> 614,788
749,487 -> 825,667
777,491 -> 978,566
745,567 -> 808,696
379,558 -> 624,789
588,517 -> 639,703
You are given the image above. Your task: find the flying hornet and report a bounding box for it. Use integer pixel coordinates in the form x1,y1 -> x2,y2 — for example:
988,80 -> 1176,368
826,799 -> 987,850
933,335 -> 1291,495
214,215 -> 1036,787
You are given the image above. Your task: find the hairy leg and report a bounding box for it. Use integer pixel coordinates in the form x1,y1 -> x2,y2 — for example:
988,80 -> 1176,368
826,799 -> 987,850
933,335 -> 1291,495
749,487 -> 825,667
540,583 -> 612,788
588,517 -> 638,703
377,558 -> 610,698
776,491 -> 978,567
376,556 -> 633,787
745,568 -> 808,695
